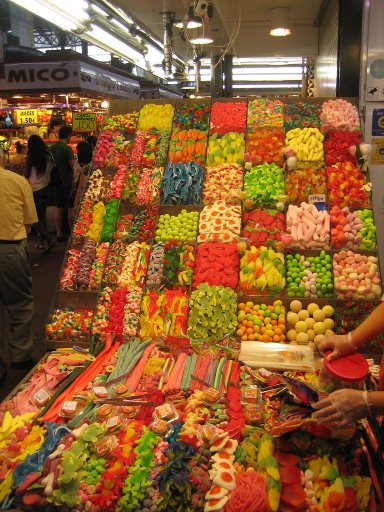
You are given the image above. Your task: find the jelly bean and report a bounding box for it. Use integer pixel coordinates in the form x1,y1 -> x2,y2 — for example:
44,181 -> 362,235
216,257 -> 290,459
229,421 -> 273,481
247,98 -> 284,129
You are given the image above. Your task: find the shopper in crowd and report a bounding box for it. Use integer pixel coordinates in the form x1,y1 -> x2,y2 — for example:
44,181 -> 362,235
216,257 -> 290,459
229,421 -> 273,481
72,141 -> 92,211
8,141 -> 27,175
312,301 -> 384,427
86,135 -> 98,152
49,125 -> 76,242
24,135 -> 56,252
0,146 -> 38,382
48,119 -> 63,142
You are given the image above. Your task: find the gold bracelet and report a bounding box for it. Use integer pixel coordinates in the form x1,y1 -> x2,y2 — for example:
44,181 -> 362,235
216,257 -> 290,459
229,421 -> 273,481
347,332 -> 357,351
362,390 -> 372,415
368,391 -> 374,415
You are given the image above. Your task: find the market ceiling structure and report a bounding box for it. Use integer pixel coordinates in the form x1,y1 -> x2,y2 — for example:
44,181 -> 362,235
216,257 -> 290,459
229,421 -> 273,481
4,0 -> 331,96
107,0 -> 327,60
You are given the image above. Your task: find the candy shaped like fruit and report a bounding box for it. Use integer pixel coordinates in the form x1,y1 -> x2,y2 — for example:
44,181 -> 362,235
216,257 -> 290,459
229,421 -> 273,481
237,300 -> 286,342
287,300 -> 334,345
155,209 -> 199,243
285,127 -> 324,163
239,245 -> 285,294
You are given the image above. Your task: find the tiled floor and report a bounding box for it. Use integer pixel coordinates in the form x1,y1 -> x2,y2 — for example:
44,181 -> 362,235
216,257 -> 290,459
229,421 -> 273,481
0,236 -> 67,401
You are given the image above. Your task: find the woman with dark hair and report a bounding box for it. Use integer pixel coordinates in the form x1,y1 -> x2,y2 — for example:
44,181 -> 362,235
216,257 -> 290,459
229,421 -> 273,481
8,141 -> 27,175
72,141 -> 92,211
86,135 -> 98,152
48,119 -> 63,142
24,135 -> 55,251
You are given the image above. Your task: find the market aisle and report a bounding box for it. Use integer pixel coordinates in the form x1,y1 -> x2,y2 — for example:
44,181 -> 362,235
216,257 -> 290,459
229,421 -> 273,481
0,236 -> 66,401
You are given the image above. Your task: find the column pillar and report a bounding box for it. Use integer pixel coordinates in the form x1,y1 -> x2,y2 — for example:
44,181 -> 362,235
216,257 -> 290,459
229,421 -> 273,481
211,54 -> 223,98
223,54 -> 233,97
337,0 -> 363,97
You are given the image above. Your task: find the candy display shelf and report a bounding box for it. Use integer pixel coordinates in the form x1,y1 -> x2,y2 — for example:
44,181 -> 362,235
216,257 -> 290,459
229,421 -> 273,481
2,96 -> 383,512
41,96 -> 381,354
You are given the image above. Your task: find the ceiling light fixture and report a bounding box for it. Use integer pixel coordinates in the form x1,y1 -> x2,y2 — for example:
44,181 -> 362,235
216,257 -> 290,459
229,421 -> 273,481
190,25 -> 214,45
174,6 -> 202,29
269,7 -> 291,37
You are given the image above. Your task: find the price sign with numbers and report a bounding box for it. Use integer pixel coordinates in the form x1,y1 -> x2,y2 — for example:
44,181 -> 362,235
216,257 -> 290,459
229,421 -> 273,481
308,194 -> 326,210
308,194 -> 326,203
72,112 -> 97,132
16,109 -> 38,125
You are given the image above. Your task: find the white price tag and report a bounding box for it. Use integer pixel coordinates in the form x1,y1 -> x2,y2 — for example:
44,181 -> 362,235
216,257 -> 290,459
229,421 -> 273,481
308,194 -> 326,204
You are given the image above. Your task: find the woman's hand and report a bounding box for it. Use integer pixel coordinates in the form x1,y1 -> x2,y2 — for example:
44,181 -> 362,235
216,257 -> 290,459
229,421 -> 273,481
318,333 -> 354,362
311,389 -> 368,427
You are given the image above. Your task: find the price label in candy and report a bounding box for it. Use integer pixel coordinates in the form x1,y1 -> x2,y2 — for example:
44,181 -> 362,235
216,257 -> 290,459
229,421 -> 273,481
16,109 -> 38,125
308,194 -> 326,203
72,112 -> 97,132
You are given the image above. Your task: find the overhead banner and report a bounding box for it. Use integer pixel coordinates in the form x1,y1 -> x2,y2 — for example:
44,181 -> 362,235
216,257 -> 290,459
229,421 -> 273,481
1,60 -> 140,98
72,112 -> 97,132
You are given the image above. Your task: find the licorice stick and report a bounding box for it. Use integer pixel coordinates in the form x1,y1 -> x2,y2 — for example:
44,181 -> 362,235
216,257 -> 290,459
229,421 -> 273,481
179,356 -> 192,391
181,354 -> 198,391
107,340 -> 152,392
163,356 -> 175,389
158,358 -> 170,389
41,334 -> 116,422
192,357 -> 211,390
189,357 -> 199,391
163,352 -> 187,393
228,361 -> 240,383
213,358 -> 226,389
218,359 -> 227,392
223,360 -> 233,392
219,360 -> 229,392
125,343 -> 156,391
205,360 -> 215,387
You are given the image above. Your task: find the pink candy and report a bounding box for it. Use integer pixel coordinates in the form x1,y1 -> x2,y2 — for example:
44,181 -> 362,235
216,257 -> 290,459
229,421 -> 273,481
333,251 -> 382,299
320,99 -> 360,131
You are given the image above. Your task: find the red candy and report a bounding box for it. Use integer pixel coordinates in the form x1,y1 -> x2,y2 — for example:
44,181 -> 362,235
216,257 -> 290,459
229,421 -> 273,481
241,209 -> 285,247
210,101 -> 247,135
107,165 -> 126,201
324,130 -> 362,165
193,242 -> 239,289
327,162 -> 370,208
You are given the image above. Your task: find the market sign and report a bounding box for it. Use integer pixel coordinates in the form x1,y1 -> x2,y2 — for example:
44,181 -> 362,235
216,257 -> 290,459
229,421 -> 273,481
16,108 -> 38,125
0,60 -> 140,99
72,112 -> 97,132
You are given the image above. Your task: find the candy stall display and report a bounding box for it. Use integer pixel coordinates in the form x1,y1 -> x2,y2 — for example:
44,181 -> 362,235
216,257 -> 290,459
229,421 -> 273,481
173,101 -> 210,131
2,98 -> 381,511
241,209 -> 285,248
284,100 -> 320,130
327,161 -> 370,208
285,166 -> 327,204
247,97 -> 284,129
202,163 -> 243,204
206,131 -> 245,166
245,128 -> 284,166
160,161 -> 204,205
167,129 -> 207,165
239,246 -> 286,295
209,100 -> 247,134
198,201 -> 241,243
243,162 -> 285,207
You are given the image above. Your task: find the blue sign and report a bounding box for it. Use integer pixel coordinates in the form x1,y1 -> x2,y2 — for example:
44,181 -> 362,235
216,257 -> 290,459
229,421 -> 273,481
372,109 -> 384,136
